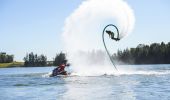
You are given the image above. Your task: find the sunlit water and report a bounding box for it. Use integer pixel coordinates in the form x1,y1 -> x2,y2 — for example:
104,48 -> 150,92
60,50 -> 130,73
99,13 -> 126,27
0,65 -> 170,100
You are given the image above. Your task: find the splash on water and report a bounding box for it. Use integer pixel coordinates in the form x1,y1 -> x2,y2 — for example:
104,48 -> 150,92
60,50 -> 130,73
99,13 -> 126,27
42,72 -> 52,78
62,0 -> 135,76
69,65 -> 170,76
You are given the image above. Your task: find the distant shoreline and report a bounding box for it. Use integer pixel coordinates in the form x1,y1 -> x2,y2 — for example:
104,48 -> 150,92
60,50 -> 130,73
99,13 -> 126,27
0,62 -> 55,68
0,62 -> 170,68
0,62 -> 24,68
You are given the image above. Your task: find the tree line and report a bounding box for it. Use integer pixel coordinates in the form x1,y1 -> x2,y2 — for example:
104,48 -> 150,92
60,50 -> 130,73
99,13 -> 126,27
0,52 -> 14,63
1,41 -> 170,66
23,52 -> 68,67
23,52 -> 47,67
113,42 -> 170,64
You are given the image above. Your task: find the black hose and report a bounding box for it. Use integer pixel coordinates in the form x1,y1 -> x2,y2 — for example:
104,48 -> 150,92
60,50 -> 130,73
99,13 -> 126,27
102,24 -> 119,71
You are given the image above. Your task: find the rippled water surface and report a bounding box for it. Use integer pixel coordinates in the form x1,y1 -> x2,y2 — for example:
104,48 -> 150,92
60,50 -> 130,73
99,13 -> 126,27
0,65 -> 170,100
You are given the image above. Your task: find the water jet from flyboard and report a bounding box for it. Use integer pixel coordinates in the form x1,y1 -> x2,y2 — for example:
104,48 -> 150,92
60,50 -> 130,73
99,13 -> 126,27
102,24 -> 120,71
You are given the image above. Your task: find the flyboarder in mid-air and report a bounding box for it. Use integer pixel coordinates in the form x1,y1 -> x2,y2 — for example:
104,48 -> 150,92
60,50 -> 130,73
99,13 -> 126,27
106,30 -> 120,41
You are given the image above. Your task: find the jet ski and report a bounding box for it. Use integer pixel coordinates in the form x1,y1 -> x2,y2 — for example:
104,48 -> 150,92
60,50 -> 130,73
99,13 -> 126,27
50,64 -> 69,77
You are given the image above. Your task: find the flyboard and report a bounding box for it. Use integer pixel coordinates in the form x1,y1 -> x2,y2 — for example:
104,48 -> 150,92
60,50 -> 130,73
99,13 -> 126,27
102,24 -> 120,71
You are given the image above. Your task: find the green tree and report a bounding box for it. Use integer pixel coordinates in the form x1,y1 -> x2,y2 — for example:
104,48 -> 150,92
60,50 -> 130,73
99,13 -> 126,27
53,52 -> 68,66
0,52 -> 14,63
113,42 -> 170,64
23,52 -> 47,67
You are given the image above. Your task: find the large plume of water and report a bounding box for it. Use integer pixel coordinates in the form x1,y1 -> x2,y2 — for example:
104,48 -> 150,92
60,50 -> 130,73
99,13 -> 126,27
62,0 -> 135,76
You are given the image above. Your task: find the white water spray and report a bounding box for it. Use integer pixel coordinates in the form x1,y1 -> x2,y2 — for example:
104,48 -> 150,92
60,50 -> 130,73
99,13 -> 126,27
62,0 -> 135,76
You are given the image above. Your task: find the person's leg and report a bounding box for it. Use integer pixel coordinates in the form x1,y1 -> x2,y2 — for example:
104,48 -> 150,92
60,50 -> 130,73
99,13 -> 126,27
111,33 -> 115,39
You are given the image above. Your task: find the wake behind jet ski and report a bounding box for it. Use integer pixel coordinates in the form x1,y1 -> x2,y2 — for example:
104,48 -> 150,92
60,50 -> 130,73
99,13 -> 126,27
106,30 -> 120,41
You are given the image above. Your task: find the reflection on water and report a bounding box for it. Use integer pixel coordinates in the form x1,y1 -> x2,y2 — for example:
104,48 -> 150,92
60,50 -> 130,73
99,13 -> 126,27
0,65 -> 170,100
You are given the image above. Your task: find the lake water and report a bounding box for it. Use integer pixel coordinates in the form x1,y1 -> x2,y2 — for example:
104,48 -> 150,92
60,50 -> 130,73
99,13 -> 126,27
0,65 -> 170,100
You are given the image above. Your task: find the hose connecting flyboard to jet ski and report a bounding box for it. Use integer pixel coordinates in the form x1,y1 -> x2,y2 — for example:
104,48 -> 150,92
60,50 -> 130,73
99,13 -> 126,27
102,24 -> 120,71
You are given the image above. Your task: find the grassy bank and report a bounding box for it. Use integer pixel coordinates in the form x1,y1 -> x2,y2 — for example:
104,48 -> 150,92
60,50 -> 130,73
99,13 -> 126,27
0,62 -> 24,68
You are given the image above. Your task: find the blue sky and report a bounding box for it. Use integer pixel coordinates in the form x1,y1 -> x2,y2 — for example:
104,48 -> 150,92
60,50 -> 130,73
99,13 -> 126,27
0,0 -> 170,61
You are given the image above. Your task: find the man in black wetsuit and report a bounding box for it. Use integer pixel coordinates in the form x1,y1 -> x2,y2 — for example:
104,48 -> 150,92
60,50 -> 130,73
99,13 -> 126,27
106,30 -> 120,41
